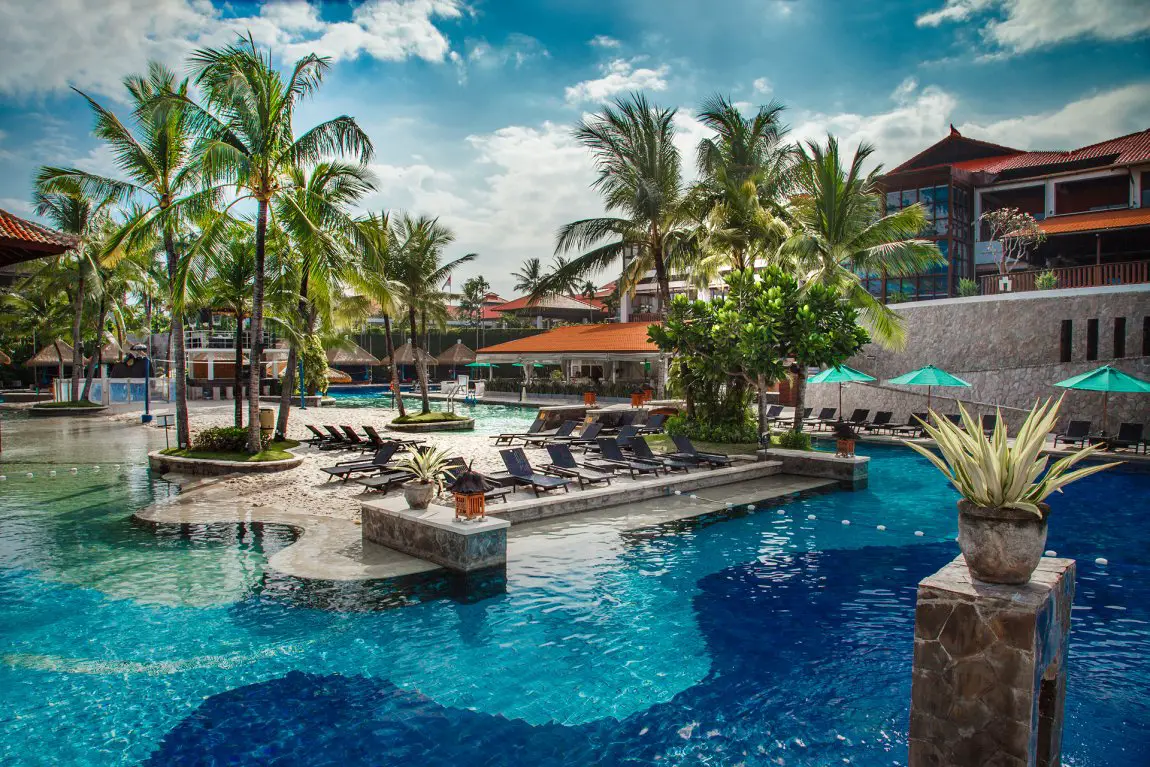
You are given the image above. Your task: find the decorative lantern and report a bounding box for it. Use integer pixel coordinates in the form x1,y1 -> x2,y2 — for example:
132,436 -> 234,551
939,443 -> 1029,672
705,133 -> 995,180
630,389 -> 644,407
584,390 -> 597,406
447,462 -> 489,521
833,421 -> 859,458
641,384 -> 654,403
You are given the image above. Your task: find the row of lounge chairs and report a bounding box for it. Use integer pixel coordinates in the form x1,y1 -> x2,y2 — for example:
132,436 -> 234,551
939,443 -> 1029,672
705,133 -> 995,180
306,423 -> 424,453
492,413 -> 667,448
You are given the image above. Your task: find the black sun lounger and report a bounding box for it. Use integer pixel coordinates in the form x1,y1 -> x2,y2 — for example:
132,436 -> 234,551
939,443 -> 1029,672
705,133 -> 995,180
320,444 -> 399,482
637,413 -> 667,434
441,458 -> 512,503
669,435 -> 733,467
861,412 -> 893,433
499,448 -> 572,496
305,424 -> 331,446
565,422 -> 603,451
1053,420 -> 1091,449
543,444 -> 613,490
594,437 -> 662,479
628,437 -> 693,473
521,420 -> 578,446
491,417 -> 544,446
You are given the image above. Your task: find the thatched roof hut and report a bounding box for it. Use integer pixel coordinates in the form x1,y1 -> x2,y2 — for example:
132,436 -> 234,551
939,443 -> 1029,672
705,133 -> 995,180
382,342 -> 437,366
326,342 -> 380,367
436,340 -> 476,366
325,367 -> 353,383
26,340 -> 85,367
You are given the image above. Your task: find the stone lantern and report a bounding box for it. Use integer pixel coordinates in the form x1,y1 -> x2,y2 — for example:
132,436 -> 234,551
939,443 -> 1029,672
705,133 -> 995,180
448,462 -> 489,521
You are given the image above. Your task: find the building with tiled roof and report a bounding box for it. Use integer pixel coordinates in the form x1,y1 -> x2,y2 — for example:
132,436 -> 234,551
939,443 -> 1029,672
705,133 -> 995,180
477,322 -> 661,382
0,208 -> 78,286
875,126 -> 1150,301
491,293 -> 609,328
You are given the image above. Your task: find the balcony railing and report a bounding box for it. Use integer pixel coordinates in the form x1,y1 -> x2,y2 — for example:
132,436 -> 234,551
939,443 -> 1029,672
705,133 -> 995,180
627,312 -> 663,323
978,260 -> 1150,296
184,330 -> 274,350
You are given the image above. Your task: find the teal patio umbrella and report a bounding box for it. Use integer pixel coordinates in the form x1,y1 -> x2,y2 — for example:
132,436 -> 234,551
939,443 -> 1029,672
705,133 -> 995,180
1054,365 -> 1150,436
808,365 -> 876,419
511,362 -> 544,368
887,364 -> 971,412
466,360 -> 496,380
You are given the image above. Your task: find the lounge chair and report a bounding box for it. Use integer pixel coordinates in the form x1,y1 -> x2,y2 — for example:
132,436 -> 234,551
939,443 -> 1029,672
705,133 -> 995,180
442,458 -> 511,503
980,413 -> 1001,436
543,444 -> 613,490
355,467 -> 415,494
521,420 -> 578,447
1053,420 -> 1091,449
887,412 -> 928,438
806,408 -> 836,430
304,424 -> 331,447
499,448 -> 573,496
1112,423 -> 1146,454
669,435 -> 733,467
491,417 -> 544,446
600,411 -> 637,435
764,405 -> 784,426
362,424 -> 425,451
628,438 -> 693,473
637,413 -> 667,434
594,437 -> 663,479
320,444 -> 399,482
593,424 -> 640,453
340,425 -> 373,452
843,408 -> 870,426
320,425 -> 353,450
944,414 -> 965,430
862,412 -> 893,433
565,422 -> 603,451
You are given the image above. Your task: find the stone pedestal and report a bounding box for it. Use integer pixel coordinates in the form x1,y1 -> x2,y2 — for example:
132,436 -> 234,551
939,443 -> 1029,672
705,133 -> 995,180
909,555 -> 1075,767
361,498 -> 509,573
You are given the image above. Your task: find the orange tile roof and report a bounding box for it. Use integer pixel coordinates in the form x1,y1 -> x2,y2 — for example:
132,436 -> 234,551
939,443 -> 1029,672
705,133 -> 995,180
478,322 -> 660,355
950,129 -> 1150,174
0,208 -> 77,251
1039,207 -> 1150,235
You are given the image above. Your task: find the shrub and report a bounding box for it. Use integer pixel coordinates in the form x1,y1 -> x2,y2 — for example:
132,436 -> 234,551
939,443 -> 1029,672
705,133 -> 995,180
957,278 -> 979,297
886,291 -> 909,304
665,413 -> 758,444
1035,270 -> 1058,290
775,430 -> 812,450
192,426 -> 269,453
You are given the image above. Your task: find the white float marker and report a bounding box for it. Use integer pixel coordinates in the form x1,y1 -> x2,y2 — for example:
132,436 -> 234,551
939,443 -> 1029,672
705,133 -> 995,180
26,472 -> 33,478
1044,550 -> 1057,557
673,490 -> 682,496
745,504 -> 754,511
914,530 -> 924,537
49,470 -> 56,476
876,525 -> 886,531
1095,557 -> 1109,566
807,514 -> 816,520
841,520 -> 851,526
689,494 -> 698,500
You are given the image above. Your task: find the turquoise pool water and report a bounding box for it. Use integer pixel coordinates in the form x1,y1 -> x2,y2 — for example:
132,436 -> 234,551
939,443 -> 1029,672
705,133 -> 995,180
0,409 -> 1146,765
324,385 -> 535,435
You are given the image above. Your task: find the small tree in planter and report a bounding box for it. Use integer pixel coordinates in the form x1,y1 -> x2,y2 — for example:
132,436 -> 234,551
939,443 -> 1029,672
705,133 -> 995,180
979,207 -> 1047,277
396,446 -> 452,510
904,398 -> 1118,584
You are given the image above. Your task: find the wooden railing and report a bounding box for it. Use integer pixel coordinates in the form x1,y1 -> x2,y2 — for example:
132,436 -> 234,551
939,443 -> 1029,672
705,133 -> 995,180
979,260 -> 1150,296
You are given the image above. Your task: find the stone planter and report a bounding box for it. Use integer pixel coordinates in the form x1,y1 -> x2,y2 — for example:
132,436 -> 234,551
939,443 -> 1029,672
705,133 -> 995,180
404,481 -> 435,510
956,500 -> 1049,585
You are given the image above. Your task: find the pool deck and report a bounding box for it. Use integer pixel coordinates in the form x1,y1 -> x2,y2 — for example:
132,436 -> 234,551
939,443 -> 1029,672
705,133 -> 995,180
136,469 -> 837,582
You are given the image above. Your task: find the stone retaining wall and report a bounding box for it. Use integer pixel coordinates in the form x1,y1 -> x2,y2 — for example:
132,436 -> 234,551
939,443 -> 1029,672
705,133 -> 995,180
148,450 -> 303,476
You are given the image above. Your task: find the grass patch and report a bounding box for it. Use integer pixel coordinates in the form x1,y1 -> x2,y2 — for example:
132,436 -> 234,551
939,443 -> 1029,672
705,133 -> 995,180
644,434 -> 759,456
33,400 -> 103,409
392,411 -> 470,424
161,439 -> 300,463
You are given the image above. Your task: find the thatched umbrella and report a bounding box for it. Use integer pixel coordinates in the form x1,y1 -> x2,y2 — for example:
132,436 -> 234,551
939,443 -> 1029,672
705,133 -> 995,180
326,342 -> 380,367
325,367 -> 353,384
437,340 -> 475,377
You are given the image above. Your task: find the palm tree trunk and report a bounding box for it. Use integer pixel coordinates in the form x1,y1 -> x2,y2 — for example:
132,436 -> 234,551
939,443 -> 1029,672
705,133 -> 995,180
81,297 -> 107,402
70,277 -> 85,401
756,374 -> 770,441
234,312 -> 244,428
247,199 -> 268,454
275,272 -> 310,439
790,366 -> 807,433
163,230 -> 191,449
410,305 -> 430,414
382,314 -> 406,417
53,339 -> 65,396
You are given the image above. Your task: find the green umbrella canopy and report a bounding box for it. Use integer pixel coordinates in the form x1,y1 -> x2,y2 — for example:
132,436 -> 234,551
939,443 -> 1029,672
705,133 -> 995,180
1053,365 -> 1150,393
887,365 -> 971,387
465,362 -> 496,368
808,365 -> 876,384
511,362 -> 545,368
1054,365 -> 1150,437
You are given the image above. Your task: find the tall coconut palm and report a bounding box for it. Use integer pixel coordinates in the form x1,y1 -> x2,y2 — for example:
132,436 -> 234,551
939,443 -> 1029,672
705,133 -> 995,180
180,35 -> 373,452
352,211 -> 405,417
778,136 -> 943,430
272,161 -> 374,438
389,214 -> 476,414
202,228 -> 256,427
511,258 -> 544,294
38,62 -> 206,448
541,94 -> 692,314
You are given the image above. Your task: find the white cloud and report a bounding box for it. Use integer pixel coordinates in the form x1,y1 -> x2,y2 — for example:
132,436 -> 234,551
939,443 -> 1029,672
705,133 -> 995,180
0,197 -> 33,215
465,33 -> 548,69
564,58 -> 670,105
589,35 -> 621,48
790,78 -> 1150,171
752,77 -> 772,96
0,0 -> 465,97
917,0 -> 1150,54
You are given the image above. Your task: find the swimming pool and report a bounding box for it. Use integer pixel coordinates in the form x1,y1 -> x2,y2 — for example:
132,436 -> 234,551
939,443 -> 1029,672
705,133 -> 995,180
324,385 -> 535,435
0,410 -> 1146,765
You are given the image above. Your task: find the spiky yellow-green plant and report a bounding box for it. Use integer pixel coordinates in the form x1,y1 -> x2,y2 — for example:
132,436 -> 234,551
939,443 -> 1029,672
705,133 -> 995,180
397,446 -> 453,491
904,397 -> 1119,516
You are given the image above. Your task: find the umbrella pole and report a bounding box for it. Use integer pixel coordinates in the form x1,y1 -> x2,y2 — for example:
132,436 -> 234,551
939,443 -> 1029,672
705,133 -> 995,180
838,382 -> 843,420
927,386 -> 932,414
1102,391 -> 1109,437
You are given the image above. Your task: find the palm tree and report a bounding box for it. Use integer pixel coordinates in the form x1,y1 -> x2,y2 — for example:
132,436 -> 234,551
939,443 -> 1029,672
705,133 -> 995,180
272,161 -> 374,438
546,256 -> 582,296
580,280 -> 599,322
689,95 -> 793,282
352,211 -> 405,417
389,214 -> 476,414
38,63 -> 205,448
202,228 -> 256,427
541,94 -> 692,314
180,35 -> 373,452
511,257 -> 544,294
778,136 -> 942,430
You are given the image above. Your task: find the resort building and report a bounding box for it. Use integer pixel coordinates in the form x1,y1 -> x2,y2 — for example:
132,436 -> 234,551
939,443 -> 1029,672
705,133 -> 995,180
446,291 -> 507,328
874,126 -> 1150,301
0,208 -> 77,288
476,321 -> 661,382
489,293 -> 608,328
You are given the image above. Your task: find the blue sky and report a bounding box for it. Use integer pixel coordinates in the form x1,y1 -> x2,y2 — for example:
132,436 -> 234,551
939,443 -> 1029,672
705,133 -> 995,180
1,0 -> 1148,294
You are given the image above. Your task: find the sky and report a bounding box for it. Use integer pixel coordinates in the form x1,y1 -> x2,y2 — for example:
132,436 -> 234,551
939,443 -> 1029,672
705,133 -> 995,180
0,0 -> 1148,295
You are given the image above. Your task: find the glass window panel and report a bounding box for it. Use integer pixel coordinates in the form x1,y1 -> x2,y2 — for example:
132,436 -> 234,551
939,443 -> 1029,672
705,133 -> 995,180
901,189 -> 917,207
935,217 -> 949,235
936,199 -> 950,220
920,187 -> 935,207
886,191 -> 900,210
935,185 -> 949,203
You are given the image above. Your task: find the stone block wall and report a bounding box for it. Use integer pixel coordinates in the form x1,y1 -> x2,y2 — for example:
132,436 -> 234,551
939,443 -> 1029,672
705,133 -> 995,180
804,285 -> 1150,429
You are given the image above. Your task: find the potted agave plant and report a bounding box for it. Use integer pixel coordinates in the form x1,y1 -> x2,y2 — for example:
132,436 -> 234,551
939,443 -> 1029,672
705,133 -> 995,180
904,398 -> 1118,585
396,446 -> 453,510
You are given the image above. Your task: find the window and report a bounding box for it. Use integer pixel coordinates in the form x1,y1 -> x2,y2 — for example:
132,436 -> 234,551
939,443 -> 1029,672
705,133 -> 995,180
901,189 -> 917,208
1060,320 -> 1072,363
1114,318 -> 1126,358
885,190 -> 900,211
1086,319 -> 1098,361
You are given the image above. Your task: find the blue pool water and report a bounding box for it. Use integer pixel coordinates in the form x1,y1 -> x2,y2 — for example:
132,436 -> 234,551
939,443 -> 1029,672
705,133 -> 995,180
0,410 -> 1147,765
324,385 -> 535,435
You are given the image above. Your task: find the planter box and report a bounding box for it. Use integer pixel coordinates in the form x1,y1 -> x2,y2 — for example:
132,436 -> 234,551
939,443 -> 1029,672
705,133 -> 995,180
148,450 -> 303,476
757,447 -> 869,490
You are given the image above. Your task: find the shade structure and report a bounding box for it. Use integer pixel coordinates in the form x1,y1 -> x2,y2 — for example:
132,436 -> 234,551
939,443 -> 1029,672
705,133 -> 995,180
436,341 -> 476,366
326,341 -> 380,367
886,364 -> 971,412
26,340 -> 85,368
382,342 -> 436,367
809,365 -> 876,419
465,362 -> 496,368
511,362 -> 545,368
325,367 -> 353,384
1054,365 -> 1150,436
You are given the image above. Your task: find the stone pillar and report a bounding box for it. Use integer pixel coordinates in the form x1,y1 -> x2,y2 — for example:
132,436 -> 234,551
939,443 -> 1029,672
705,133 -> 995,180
909,555 -> 1075,767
